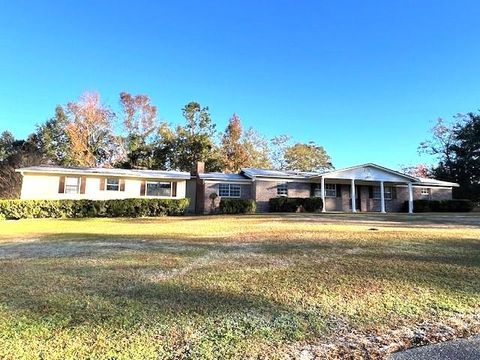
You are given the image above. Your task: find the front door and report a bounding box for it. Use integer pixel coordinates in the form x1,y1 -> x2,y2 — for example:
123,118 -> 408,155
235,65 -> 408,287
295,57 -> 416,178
356,185 -> 361,211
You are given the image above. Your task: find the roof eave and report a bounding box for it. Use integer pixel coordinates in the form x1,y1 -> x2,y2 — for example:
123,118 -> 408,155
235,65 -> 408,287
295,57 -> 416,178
16,168 -> 191,180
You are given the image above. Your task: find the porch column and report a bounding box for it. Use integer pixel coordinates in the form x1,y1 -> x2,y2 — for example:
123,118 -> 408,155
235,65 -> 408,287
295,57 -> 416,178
351,179 -> 356,213
380,181 -> 386,213
408,182 -> 414,214
321,177 -> 326,212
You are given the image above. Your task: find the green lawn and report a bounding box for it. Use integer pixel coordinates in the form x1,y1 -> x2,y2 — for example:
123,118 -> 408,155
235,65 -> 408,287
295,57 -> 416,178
0,213 -> 479,359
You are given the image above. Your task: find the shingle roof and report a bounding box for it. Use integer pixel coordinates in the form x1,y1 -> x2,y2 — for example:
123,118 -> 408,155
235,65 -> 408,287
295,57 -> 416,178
16,166 -> 191,179
198,172 -> 251,182
414,177 -> 460,187
241,168 -> 320,179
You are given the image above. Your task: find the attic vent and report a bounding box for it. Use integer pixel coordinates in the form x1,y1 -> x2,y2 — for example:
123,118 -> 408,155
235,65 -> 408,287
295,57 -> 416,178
363,168 -> 373,179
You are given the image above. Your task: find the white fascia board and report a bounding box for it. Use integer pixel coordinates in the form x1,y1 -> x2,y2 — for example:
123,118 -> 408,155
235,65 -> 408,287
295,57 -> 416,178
396,184 -> 455,190
18,169 -> 191,180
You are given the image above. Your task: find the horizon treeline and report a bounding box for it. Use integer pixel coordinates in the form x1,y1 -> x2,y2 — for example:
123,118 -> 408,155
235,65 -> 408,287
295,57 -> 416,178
0,91 -> 333,198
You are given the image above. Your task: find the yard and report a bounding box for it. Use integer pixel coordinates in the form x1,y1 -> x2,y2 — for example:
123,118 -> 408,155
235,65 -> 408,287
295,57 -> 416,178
0,213 -> 479,359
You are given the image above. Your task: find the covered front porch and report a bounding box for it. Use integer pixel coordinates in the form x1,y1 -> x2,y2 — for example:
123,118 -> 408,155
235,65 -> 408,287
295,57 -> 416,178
311,164 -> 418,214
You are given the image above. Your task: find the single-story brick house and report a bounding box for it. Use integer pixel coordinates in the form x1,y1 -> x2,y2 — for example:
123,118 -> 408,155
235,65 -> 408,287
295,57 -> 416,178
16,162 -> 458,214
192,162 -> 458,214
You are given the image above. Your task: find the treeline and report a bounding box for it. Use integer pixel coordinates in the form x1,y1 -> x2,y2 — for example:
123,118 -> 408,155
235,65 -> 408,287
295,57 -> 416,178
0,91 -> 333,198
419,112 -> 480,202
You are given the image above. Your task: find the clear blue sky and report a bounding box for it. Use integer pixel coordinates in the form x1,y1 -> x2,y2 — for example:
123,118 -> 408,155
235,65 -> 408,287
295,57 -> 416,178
1,0 -> 479,169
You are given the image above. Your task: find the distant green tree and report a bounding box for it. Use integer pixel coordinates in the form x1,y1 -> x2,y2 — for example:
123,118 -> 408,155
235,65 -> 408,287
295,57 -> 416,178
154,102 -> 222,171
35,106 -> 72,165
283,142 -> 333,172
420,113 -> 480,200
0,133 -> 43,198
0,131 -> 15,162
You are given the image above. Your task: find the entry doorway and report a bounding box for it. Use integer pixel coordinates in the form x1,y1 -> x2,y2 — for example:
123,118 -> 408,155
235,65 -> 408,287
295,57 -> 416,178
355,185 -> 361,211
349,185 -> 362,211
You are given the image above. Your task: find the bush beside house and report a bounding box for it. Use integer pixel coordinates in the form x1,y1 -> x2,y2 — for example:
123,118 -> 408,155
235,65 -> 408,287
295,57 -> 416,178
405,199 -> 474,213
0,198 -> 190,219
269,197 -> 323,213
219,198 -> 256,214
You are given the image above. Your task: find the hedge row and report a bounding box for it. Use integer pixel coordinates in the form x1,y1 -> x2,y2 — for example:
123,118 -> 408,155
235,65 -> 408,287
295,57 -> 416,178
405,199 -> 474,213
269,197 -> 323,212
219,198 -> 256,214
0,198 -> 190,219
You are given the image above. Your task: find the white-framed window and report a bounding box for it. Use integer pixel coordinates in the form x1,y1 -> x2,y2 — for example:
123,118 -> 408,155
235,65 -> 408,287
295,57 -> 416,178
106,178 -> 119,191
219,183 -> 241,198
325,184 -> 337,197
372,186 -> 392,199
64,177 -> 80,194
277,183 -> 288,197
146,181 -> 171,197
421,188 -> 430,196
385,187 -> 392,199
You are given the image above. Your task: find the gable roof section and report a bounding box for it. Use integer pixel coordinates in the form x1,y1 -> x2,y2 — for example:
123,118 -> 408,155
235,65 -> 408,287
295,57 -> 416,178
315,163 -> 418,182
313,163 -> 459,187
240,164 -> 458,187
16,166 -> 191,180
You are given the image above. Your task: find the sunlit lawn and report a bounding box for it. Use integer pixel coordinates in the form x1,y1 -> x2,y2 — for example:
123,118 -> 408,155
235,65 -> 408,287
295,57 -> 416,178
0,213 -> 479,359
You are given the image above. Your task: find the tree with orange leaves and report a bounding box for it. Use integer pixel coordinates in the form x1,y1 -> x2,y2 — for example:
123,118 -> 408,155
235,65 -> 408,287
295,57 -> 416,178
66,92 -> 121,167
220,113 -> 249,173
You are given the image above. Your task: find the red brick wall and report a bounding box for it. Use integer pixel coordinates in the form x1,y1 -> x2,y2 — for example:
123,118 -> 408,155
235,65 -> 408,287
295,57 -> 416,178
197,179 -> 454,214
254,180 -> 311,212
322,184 -> 453,212
202,181 -> 253,214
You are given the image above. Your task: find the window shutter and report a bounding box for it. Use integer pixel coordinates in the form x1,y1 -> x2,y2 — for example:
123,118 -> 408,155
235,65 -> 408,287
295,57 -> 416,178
58,176 -> 65,193
119,179 -> 125,192
99,178 -> 105,191
392,187 -> 397,200
80,177 -> 86,194
336,185 -> 342,197
171,182 -> 177,197
369,186 -> 373,199
140,180 -> 146,196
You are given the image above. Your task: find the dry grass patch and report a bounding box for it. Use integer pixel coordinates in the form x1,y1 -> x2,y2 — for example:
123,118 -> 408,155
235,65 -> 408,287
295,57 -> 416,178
0,213 -> 478,359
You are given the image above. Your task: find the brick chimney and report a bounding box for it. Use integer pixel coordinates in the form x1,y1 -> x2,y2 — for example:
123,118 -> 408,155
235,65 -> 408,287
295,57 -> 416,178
194,161 -> 205,175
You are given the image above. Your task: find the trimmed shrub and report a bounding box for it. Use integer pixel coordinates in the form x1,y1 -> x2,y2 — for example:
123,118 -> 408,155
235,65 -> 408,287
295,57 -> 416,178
304,197 -> 323,212
269,197 -> 323,213
269,197 -> 303,212
404,199 -> 474,213
0,198 -> 190,220
219,198 -> 256,214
